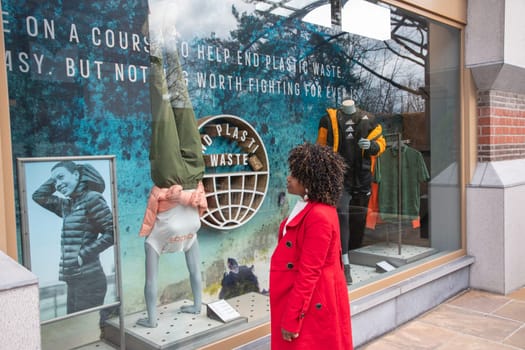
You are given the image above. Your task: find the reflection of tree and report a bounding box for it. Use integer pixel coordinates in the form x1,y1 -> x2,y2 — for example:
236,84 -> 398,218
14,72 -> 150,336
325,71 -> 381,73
329,6 -> 428,114
240,1 -> 428,115
173,5 -> 360,113
155,1 -> 430,190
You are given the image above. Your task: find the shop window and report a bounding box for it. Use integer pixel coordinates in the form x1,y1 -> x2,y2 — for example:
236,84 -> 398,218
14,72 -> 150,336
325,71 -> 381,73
3,0 -> 461,348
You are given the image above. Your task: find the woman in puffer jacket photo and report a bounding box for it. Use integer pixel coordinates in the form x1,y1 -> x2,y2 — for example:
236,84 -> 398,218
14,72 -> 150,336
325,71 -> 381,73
32,160 -> 114,315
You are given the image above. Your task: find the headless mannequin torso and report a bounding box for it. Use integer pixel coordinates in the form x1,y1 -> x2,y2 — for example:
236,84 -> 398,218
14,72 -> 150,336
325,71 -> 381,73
316,98 -> 385,284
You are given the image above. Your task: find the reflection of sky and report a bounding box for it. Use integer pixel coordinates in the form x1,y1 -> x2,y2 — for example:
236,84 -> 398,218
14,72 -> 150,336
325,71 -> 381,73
149,0 -> 254,39
21,159 -> 115,286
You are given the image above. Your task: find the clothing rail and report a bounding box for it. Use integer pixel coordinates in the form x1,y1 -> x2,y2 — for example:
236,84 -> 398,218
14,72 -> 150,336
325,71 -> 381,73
382,132 -> 410,255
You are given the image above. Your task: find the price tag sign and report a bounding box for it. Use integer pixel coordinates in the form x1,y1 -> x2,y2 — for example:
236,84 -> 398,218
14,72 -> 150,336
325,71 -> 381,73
376,260 -> 396,273
206,299 -> 242,323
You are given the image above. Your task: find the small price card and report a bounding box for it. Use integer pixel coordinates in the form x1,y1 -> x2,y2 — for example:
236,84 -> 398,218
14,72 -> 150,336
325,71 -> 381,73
206,299 -> 242,323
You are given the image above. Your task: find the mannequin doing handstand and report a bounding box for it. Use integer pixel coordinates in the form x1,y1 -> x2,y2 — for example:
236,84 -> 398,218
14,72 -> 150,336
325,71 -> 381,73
136,24 -> 207,327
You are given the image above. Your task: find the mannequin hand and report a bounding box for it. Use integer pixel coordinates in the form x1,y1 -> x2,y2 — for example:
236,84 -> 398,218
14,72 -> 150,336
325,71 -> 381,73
281,328 -> 299,342
358,138 -> 371,150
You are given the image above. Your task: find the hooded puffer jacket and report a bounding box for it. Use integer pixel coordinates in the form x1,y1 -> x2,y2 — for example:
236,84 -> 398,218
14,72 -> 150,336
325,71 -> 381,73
32,164 -> 114,281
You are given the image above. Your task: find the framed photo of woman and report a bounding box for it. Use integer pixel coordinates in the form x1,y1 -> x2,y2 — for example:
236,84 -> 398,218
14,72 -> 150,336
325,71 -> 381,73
17,155 -> 121,324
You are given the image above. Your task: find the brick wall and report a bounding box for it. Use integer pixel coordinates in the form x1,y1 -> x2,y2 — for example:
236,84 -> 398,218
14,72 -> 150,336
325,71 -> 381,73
477,90 -> 525,161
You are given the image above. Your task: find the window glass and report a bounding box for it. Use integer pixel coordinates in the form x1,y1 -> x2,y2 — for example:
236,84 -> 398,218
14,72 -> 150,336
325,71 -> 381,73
3,0 -> 461,347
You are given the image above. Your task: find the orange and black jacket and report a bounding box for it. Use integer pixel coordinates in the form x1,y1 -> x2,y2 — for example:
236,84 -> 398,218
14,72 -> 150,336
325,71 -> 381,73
316,108 -> 386,193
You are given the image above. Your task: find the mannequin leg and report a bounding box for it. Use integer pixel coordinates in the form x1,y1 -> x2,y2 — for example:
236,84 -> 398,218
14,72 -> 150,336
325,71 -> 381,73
180,240 -> 202,314
349,192 -> 371,250
137,242 -> 160,327
337,189 -> 352,285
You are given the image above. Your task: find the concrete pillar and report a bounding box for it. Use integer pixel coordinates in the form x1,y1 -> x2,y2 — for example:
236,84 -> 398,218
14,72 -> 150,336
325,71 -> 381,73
0,251 -> 41,349
466,0 -> 525,294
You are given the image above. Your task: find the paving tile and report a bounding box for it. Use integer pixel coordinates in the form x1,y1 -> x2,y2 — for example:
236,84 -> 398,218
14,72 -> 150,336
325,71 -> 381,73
494,300 -> 525,323
435,333 -> 518,350
504,326 -> 525,349
357,339 -> 413,350
371,321 -> 458,349
447,289 -> 510,313
508,288 -> 525,302
419,304 -> 521,342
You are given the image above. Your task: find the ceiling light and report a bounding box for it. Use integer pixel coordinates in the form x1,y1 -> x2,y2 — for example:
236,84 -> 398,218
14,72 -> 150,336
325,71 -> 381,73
302,4 -> 332,28
341,0 -> 391,41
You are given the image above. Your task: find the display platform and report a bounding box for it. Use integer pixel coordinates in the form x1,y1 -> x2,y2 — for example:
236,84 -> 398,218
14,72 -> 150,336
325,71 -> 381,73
103,292 -> 269,350
349,242 -> 437,268
75,340 -> 117,350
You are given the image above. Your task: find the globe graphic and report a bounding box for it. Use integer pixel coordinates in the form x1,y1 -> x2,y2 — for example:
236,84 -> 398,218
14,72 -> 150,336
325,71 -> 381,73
198,115 -> 270,230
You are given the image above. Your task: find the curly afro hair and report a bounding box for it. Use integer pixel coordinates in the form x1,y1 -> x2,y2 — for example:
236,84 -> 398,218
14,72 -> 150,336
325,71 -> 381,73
288,142 -> 347,206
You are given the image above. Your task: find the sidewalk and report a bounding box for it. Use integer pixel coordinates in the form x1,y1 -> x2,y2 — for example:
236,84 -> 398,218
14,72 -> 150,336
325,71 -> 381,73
356,286 -> 525,350
82,287 -> 525,350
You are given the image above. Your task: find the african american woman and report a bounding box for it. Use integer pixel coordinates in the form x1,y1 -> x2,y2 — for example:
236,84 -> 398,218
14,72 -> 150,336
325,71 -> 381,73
269,142 -> 353,349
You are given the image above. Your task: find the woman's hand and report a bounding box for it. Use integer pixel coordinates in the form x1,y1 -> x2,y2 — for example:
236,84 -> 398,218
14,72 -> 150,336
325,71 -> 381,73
281,328 -> 299,342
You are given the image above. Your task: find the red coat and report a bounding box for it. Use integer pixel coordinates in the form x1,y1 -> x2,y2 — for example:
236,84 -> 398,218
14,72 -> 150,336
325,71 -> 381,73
270,201 -> 353,349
